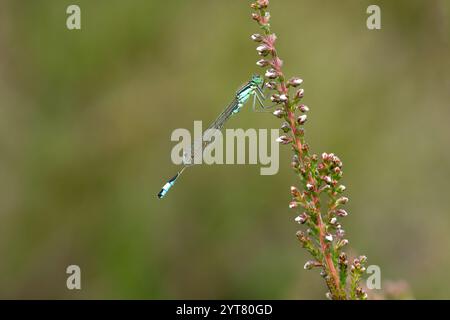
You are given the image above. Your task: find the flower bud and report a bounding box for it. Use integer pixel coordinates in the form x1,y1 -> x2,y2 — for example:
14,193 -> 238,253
265,81 -> 277,90
336,239 -> 349,249
257,44 -> 271,56
295,213 -> 308,224
281,122 -> 291,133
336,196 -> 349,205
299,104 -> 309,113
294,216 -> 304,224
331,155 -> 341,164
336,228 -> 345,238
279,94 -> 288,102
339,252 -> 347,263
337,185 -> 346,193
289,201 -> 298,209
290,186 -> 300,197
265,68 -> 278,79
325,234 -> 333,242
295,88 -> 304,100
296,230 -> 309,244
306,183 -> 314,191
297,114 -> 307,125
357,288 -> 368,300
335,209 -> 348,217
257,0 -> 269,8
273,108 -> 285,118
276,135 -> 291,144
256,59 -> 270,67
270,94 -> 281,103
260,11 -> 271,25
251,33 -> 263,42
288,77 -> 303,87
304,260 -> 319,270
321,176 -> 332,184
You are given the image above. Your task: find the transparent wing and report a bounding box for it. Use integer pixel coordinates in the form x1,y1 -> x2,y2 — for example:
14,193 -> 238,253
183,98 -> 239,165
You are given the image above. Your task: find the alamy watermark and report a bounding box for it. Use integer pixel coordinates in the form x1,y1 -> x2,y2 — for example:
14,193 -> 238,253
66,265 -> 81,290
66,5 -> 81,30
171,121 -> 280,175
367,5 -> 381,30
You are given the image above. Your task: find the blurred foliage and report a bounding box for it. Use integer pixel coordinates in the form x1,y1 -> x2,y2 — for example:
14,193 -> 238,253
0,0 -> 449,299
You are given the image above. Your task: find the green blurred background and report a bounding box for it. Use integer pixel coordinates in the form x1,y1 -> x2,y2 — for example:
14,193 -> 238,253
1,0 -> 449,299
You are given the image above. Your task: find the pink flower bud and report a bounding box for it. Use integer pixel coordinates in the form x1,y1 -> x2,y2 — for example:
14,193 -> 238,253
295,88 -> 304,100
297,114 -> 307,125
290,186 -> 300,197
273,108 -> 285,118
265,81 -> 277,90
270,94 -> 281,103
299,104 -> 309,113
288,77 -> 303,87
295,213 -> 308,224
265,68 -> 278,79
335,209 -> 348,217
322,175 -> 332,184
304,260 -> 317,270
276,135 -> 291,144
256,59 -> 270,67
251,33 -> 263,42
256,44 -> 270,56
337,196 -> 349,205
257,0 -> 269,9
336,228 -> 345,238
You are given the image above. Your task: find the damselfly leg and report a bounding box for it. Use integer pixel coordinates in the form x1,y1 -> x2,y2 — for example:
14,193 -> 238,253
252,84 -> 278,112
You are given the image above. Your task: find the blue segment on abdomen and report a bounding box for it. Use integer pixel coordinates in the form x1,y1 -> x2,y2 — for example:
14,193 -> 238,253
158,181 -> 173,198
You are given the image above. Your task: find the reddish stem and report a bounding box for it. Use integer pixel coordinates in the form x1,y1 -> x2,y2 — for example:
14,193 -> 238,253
256,7 -> 343,299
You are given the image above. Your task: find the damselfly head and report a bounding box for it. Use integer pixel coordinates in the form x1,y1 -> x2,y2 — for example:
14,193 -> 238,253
251,74 -> 264,85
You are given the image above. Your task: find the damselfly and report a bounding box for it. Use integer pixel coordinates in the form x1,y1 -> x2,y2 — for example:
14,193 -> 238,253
157,75 -> 272,199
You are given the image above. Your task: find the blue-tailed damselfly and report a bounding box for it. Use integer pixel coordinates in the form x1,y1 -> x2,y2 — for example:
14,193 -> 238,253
157,75 -> 271,199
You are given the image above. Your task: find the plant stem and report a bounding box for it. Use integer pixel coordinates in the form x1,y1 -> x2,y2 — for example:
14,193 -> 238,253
250,0 -> 367,300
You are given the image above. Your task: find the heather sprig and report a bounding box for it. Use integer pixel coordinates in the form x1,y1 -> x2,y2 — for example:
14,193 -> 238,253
250,0 -> 367,300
